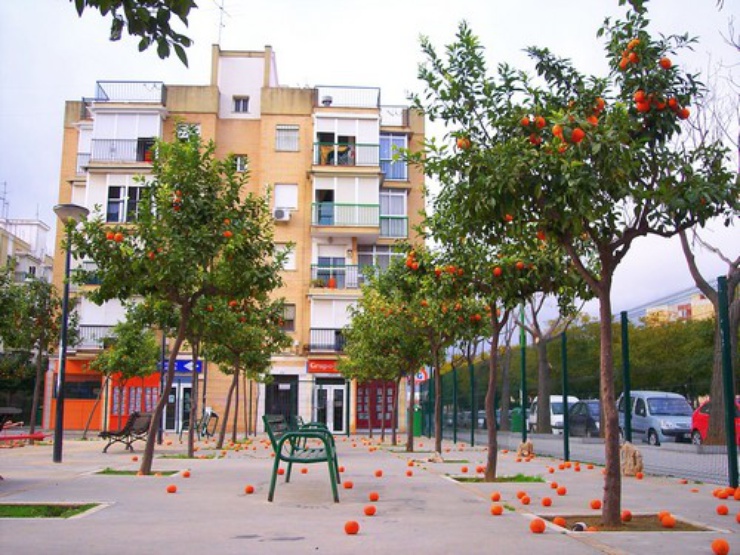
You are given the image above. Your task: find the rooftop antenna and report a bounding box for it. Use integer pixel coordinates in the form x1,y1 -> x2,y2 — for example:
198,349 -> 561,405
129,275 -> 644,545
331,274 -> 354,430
213,0 -> 230,45
0,181 -> 9,223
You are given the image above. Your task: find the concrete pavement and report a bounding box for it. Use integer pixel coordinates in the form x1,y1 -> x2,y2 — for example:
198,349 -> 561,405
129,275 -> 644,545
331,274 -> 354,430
0,432 -> 737,554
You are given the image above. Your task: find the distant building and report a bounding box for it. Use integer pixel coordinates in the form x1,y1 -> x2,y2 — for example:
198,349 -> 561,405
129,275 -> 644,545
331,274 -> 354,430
644,293 -> 714,325
0,218 -> 53,282
49,45 -> 425,434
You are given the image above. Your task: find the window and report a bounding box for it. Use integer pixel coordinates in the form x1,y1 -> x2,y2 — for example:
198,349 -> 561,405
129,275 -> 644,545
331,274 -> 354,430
28,266 -> 36,277
274,183 -> 298,210
380,133 -> 408,180
380,188 -> 407,237
281,304 -> 296,332
275,243 -> 296,270
176,123 -> 201,141
233,96 -> 250,113
107,185 -> 144,223
357,245 -> 404,272
234,155 -> 248,172
275,124 -> 300,151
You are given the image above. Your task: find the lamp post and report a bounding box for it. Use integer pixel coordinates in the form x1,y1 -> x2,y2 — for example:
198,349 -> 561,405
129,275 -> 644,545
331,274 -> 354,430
52,203 -> 89,463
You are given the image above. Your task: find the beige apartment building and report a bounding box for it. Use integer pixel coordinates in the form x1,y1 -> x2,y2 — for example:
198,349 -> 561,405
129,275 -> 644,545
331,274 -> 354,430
48,46 -> 425,436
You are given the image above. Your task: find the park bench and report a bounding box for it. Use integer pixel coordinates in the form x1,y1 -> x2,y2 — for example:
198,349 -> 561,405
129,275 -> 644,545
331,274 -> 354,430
99,411 -> 153,453
263,414 -> 341,502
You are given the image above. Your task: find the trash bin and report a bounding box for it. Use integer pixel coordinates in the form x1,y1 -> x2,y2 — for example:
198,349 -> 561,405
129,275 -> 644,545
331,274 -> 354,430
510,407 -> 523,433
413,406 -> 422,437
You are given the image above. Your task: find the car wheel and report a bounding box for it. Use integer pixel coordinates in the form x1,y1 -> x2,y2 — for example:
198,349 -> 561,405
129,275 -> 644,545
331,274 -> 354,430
647,429 -> 660,446
691,430 -> 702,445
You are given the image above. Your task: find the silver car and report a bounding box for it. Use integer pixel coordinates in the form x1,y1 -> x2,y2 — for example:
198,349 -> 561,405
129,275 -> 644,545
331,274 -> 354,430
618,390 -> 692,445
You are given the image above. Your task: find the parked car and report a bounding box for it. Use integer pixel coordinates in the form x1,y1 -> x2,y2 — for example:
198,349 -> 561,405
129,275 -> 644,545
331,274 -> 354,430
528,395 -> 579,434
618,391 -> 692,446
568,399 -> 600,437
691,398 -> 740,445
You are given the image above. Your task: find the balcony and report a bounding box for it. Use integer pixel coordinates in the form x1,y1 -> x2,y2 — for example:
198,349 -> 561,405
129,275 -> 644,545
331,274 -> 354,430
310,264 -> 364,290
78,325 -> 115,350
313,142 -> 379,167
380,106 -> 409,127
317,86 -> 380,109
311,203 -> 379,227
309,328 -> 346,353
76,153 -> 91,174
380,216 -> 408,238
90,139 -> 155,164
94,81 -> 166,104
74,261 -> 101,286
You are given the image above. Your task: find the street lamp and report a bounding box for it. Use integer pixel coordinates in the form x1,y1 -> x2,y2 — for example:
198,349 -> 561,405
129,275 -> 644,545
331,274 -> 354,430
52,203 -> 89,463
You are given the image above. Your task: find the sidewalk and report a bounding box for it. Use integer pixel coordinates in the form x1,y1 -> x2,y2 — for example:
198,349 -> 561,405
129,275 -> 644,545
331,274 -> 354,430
0,433 -> 736,554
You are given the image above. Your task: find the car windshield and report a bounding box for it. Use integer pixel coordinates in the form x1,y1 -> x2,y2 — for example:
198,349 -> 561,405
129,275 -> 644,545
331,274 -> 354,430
551,401 -> 576,415
647,397 -> 692,416
586,401 -> 600,418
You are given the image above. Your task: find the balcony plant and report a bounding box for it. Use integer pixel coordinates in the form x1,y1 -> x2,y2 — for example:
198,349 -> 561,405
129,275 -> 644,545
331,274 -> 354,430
310,278 -> 326,288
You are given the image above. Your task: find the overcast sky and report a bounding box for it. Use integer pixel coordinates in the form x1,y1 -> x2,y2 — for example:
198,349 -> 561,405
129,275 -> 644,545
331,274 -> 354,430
0,0 -> 736,315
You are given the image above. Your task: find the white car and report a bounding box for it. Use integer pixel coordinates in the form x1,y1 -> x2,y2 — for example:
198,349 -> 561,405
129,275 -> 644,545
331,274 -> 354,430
528,395 -> 580,434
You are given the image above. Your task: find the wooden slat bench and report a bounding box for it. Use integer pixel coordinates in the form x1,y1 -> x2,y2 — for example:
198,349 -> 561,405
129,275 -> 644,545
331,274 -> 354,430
99,411 -> 153,453
263,414 -> 341,502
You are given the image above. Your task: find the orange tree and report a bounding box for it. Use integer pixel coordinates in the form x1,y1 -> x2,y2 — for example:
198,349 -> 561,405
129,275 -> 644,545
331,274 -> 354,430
372,246 -> 487,457
340,286 -> 431,450
411,1 -> 739,522
70,133 -> 284,474
426,220 -> 585,480
203,295 -> 291,449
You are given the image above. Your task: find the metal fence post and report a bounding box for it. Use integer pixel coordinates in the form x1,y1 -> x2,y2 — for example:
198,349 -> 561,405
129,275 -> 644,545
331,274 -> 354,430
718,277 -> 738,488
561,331 -> 570,462
452,366 -> 458,444
470,361 -> 476,447
520,306 -> 527,444
621,311 -> 632,443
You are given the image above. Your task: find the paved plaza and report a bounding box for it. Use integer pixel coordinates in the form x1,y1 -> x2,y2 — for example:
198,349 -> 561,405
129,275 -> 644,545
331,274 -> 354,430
0,431 -> 737,554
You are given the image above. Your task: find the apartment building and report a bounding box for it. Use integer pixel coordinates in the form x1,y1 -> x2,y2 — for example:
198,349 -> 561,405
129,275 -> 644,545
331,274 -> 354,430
1,218 -> 53,282
48,45 -> 425,435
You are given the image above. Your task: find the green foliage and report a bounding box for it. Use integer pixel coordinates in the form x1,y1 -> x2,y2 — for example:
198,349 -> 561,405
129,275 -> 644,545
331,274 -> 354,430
71,0 -> 195,65
203,296 -> 292,381
88,314 -> 160,381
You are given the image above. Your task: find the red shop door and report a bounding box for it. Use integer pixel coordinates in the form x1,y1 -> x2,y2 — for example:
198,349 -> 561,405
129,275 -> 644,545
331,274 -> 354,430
356,380 -> 396,431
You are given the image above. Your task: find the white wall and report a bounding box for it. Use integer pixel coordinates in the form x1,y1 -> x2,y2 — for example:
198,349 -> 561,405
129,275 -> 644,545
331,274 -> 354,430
217,56 -> 265,120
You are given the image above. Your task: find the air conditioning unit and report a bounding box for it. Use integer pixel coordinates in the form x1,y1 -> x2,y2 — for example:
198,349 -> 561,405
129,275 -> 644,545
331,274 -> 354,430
273,208 -> 291,221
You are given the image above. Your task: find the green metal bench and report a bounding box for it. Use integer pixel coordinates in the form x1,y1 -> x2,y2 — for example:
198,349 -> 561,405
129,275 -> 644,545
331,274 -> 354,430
263,414 -> 341,502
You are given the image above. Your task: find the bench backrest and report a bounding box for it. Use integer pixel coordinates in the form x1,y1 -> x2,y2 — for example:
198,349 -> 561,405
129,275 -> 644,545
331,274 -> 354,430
114,411 -> 140,434
131,413 -> 153,434
263,414 -> 290,451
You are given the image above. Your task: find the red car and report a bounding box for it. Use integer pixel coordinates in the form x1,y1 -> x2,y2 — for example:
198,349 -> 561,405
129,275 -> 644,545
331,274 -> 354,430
691,398 -> 740,445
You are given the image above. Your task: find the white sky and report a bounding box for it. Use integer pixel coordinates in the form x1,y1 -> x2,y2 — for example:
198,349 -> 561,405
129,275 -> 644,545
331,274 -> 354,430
0,0 -> 737,315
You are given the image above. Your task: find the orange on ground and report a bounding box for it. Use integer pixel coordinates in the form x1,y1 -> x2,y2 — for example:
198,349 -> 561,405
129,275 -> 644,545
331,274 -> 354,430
490,492 -> 501,502
717,504 -> 729,516
541,497 -> 552,507
166,484 -> 177,494
182,470 -> 191,478
521,496 -> 531,505
343,481 -> 354,489
374,470 -> 383,478
244,485 -> 254,494
661,515 -> 676,528
553,516 -> 567,528
621,510 -> 632,522
711,538 -> 730,555
590,499 -> 602,510
344,521 -> 360,535
406,470 -> 413,477
364,505 -> 377,516
556,486 -> 567,496
369,492 -> 379,502
530,518 -> 546,534
490,504 -> 504,516
635,472 -> 644,480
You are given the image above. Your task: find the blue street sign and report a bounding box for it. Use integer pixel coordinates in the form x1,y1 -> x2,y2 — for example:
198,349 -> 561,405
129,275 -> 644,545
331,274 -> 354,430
159,360 -> 203,373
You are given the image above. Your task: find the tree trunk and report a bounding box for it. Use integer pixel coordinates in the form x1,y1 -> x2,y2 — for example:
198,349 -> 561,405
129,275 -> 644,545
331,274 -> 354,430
598,280 -> 621,527
391,376 -> 400,446
217,364 -> 239,449
706,322 -> 727,444
231,366 -> 240,444
406,374 -> 415,452
536,338 -> 552,434
433,354 -> 443,456
82,375 -> 108,440
242,373 -> 248,441
140,319 -> 187,475
381,380 -> 387,443
500,345 -> 512,432
484,321 -> 501,481
187,344 -> 199,458
28,332 -> 45,440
